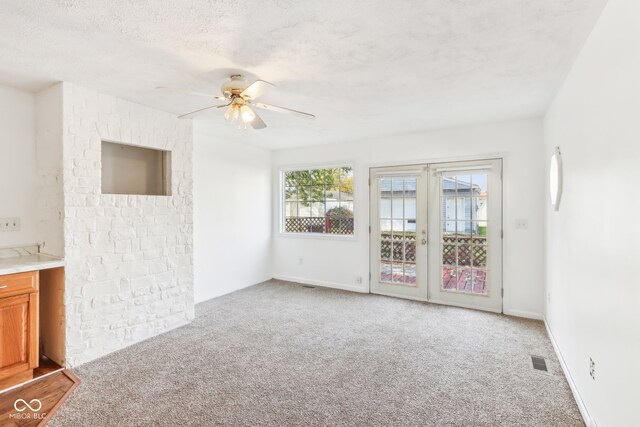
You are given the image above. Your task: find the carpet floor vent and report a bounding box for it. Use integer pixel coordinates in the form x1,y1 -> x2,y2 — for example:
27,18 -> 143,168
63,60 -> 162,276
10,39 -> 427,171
530,355 -> 548,372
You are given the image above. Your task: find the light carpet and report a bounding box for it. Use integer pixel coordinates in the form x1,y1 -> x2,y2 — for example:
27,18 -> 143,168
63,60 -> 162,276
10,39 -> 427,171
49,280 -> 583,426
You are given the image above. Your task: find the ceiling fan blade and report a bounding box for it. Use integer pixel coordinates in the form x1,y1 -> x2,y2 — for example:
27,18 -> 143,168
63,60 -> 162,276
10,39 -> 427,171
239,80 -> 275,100
156,86 -> 226,101
178,104 -> 223,119
250,101 -> 316,120
251,109 -> 267,130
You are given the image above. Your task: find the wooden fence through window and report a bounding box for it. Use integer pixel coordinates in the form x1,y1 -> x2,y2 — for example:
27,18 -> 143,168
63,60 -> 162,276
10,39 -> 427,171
285,217 -> 354,234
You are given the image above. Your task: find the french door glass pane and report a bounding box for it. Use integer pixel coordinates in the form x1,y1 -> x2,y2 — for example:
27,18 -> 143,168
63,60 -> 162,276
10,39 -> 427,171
380,199 -> 391,218
379,176 -> 418,287
440,173 -> 488,295
404,198 -> 417,219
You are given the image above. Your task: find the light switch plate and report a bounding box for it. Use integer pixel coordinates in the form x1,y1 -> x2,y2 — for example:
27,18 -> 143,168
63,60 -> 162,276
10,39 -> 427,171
515,219 -> 528,229
0,217 -> 20,232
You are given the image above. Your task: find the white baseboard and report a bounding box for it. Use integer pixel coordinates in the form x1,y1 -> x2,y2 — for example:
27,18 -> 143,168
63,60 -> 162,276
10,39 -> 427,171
272,275 -> 368,294
429,298 -> 502,314
544,317 -> 593,427
503,308 -> 544,320
195,278 -> 265,304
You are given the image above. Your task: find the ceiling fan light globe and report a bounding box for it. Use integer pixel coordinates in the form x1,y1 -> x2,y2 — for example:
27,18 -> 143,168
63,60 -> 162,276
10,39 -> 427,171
224,106 -> 233,121
240,105 -> 256,123
225,105 -> 241,123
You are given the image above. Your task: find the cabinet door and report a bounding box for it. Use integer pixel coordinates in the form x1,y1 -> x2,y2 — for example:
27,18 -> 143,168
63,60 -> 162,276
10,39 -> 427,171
0,293 -> 38,380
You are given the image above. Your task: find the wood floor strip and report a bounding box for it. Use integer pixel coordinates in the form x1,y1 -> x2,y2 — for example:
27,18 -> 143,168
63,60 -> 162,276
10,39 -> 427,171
0,370 -> 79,426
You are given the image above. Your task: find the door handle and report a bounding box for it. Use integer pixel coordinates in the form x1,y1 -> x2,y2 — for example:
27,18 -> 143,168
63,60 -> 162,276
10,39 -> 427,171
0,285 -> 7,289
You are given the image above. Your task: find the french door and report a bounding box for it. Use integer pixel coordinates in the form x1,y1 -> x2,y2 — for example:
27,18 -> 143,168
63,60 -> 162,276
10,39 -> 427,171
370,159 -> 503,313
370,166 -> 428,300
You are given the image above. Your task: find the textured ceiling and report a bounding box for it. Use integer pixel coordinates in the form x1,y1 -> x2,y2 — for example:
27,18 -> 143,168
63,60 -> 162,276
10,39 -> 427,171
0,0 -> 602,149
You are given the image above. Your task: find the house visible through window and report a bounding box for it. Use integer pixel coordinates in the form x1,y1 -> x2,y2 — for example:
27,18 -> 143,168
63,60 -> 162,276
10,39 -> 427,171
283,166 -> 354,235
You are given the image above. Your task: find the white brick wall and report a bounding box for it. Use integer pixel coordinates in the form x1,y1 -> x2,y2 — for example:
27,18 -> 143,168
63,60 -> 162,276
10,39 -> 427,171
55,83 -> 194,366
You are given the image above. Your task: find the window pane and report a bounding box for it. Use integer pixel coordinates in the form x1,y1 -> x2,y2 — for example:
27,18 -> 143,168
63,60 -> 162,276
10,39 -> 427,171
475,220 -> 488,236
457,221 -> 472,236
404,241 -> 416,262
392,179 -> 404,197
443,220 -> 456,235
442,267 -> 456,290
404,219 -> 416,234
339,190 -> 354,201
472,268 -> 488,295
380,198 -> 391,218
283,167 -> 354,235
456,175 -> 472,194
380,178 -> 392,196
458,196 -> 472,221
404,263 -> 416,285
404,198 -> 416,219
458,242 -> 471,266
311,202 -> 326,217
284,171 -> 299,186
310,185 -> 324,202
471,173 -> 488,192
324,184 -> 337,200
472,244 -> 487,267
457,268 -> 472,292
380,239 -> 391,260
440,173 -> 489,294
285,201 -> 297,217
442,244 -> 455,266
298,202 -> 311,217
404,178 -> 417,197
339,201 -> 354,215
392,242 -> 403,261
380,261 -> 392,282
339,167 -> 354,195
285,187 -> 298,201
323,168 -> 338,184
392,263 -> 404,283
392,199 -> 404,219
339,166 -> 353,181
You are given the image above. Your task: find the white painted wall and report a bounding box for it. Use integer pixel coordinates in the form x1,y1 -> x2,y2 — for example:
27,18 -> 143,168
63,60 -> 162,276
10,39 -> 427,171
0,84 -> 37,247
544,0 -> 640,426
272,119 -> 545,318
35,84 -> 65,257
193,122 -> 272,303
54,82 -> 194,366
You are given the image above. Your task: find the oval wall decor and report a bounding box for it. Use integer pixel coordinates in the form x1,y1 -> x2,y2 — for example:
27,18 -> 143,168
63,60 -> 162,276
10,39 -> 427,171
549,146 -> 563,211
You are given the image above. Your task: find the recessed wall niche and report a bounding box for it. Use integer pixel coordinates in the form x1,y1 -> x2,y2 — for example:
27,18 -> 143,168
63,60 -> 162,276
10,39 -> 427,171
101,141 -> 171,195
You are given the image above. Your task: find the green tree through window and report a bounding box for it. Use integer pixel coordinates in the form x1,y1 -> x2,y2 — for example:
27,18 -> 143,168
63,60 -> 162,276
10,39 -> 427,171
284,166 -> 354,235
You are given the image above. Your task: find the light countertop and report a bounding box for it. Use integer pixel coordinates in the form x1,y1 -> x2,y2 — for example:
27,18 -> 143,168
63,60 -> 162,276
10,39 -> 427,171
0,253 -> 65,276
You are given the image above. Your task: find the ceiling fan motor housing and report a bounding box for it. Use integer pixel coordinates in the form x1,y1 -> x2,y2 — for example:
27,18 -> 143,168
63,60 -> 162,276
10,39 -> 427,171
221,75 -> 249,99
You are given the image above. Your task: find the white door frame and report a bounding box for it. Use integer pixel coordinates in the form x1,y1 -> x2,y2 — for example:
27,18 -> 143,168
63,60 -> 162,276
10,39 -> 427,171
368,157 -> 504,313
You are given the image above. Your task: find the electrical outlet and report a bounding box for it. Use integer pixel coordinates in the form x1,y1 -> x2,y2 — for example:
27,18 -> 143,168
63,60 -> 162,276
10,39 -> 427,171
589,357 -> 596,380
298,258 -> 304,265
515,218 -> 528,229
547,292 -> 551,304
356,276 -> 362,284
0,217 -> 20,232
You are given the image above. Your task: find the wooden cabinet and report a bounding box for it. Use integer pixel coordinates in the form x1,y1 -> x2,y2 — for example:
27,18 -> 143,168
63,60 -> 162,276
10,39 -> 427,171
0,271 -> 39,389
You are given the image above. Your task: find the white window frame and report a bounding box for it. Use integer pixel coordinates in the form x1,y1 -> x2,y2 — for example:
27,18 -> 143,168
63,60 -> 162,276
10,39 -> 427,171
279,162 -> 356,240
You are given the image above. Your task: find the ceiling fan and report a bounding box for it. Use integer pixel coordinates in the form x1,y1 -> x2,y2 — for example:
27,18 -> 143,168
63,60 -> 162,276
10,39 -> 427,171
157,75 -> 315,130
